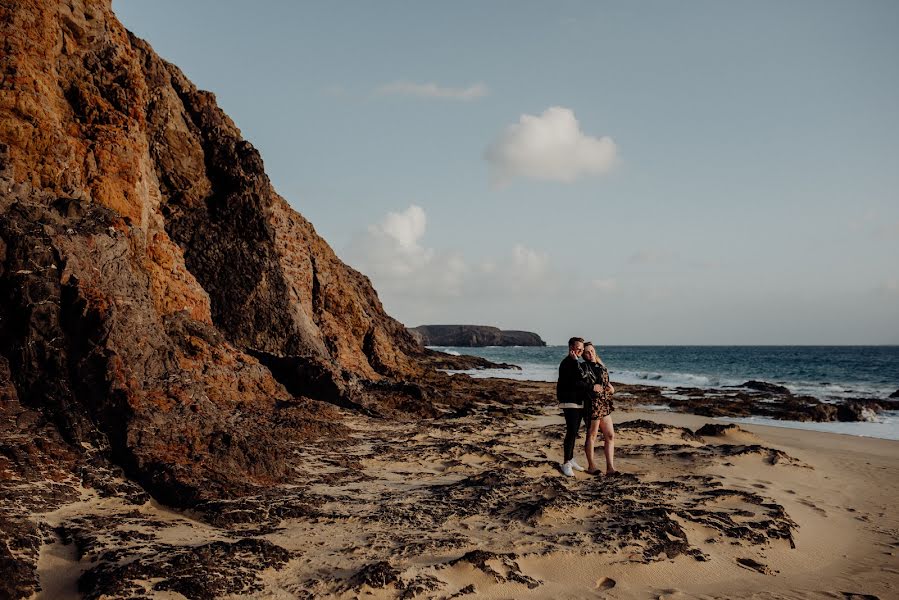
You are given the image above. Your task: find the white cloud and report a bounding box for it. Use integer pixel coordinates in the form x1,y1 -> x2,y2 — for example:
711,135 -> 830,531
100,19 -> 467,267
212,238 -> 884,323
511,244 -> 549,280
374,81 -> 488,100
465,244 -> 556,297
342,206 -> 562,322
484,106 -> 617,186
344,205 -> 466,294
377,204 -> 426,251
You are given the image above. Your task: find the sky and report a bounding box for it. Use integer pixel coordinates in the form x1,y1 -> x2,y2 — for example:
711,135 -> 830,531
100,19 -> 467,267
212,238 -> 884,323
113,0 -> 899,345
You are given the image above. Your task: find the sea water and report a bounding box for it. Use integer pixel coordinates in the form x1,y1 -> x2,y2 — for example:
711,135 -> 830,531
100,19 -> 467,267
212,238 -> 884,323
434,345 -> 899,441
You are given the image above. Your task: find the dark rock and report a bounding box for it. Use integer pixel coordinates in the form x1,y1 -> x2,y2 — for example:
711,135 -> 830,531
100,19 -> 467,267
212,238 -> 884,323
447,550 -> 540,589
0,355 -> 83,599
618,419 -> 704,442
657,386 -> 840,423
740,381 -> 791,395
784,397 -> 837,422
0,0 -> 474,518
78,537 -> 291,600
837,401 -> 877,423
889,389 -> 899,399
500,330 -> 547,346
349,561 -> 400,589
410,325 -> 545,347
736,557 -> 774,575
421,350 -> 520,372
695,423 -> 746,437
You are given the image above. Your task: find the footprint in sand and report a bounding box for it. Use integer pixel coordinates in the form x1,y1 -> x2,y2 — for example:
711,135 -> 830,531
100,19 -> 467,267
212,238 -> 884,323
797,498 -> 827,516
595,577 -> 616,590
657,588 -> 689,599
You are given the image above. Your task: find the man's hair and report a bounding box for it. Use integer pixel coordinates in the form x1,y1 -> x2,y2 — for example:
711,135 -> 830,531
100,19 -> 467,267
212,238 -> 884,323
568,336 -> 584,349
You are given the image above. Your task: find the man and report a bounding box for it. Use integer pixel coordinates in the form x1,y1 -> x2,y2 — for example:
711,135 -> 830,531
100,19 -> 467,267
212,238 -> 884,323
556,336 -> 603,476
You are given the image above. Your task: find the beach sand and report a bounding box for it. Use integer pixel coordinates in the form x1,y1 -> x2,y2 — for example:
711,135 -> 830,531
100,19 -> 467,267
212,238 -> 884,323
29,381 -> 898,599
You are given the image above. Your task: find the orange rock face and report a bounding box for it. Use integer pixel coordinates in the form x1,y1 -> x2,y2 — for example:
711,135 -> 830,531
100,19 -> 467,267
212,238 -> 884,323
0,0 -> 429,512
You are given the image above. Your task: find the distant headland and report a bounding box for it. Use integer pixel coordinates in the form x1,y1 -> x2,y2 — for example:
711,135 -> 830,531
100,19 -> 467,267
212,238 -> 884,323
410,325 -> 546,347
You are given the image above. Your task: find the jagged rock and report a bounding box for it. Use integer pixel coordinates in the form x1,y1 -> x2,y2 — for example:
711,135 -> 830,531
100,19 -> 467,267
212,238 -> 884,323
0,0 -> 458,515
836,401 -> 878,423
740,381 -> 792,395
0,4 -> 514,592
695,423 -> 745,437
410,324 -> 546,347
736,557 -> 775,575
77,537 -> 292,600
348,561 -> 400,589
617,419 -> 704,442
889,389 -> 899,399
649,384 -> 841,423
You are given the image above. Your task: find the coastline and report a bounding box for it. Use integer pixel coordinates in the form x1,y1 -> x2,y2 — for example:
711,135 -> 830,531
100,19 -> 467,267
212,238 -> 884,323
433,345 -> 899,442
26,378 -> 898,599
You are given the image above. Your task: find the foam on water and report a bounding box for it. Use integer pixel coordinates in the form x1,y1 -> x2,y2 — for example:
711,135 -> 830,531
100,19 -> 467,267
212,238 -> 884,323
610,369 -> 726,389
443,363 -> 558,382
721,412 -> 899,441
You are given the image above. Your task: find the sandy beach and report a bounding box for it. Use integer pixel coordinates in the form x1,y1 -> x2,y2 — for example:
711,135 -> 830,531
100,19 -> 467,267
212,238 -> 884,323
3,2 -> 897,599
26,379 -> 898,599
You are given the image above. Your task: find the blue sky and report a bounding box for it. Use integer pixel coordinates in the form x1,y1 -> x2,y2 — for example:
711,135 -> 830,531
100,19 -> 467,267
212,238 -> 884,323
114,1 -> 899,344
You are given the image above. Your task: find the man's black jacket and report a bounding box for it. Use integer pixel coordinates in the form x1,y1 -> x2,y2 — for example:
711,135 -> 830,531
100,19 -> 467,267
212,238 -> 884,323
556,355 -> 592,405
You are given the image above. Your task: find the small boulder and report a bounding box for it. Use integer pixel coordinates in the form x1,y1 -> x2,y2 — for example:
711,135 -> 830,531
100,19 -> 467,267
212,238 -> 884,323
836,401 -> 878,422
695,423 -> 744,437
349,561 -> 400,589
741,381 -> 791,395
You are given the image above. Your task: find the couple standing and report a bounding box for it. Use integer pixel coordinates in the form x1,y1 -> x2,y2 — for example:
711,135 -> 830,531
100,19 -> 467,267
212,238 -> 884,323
557,337 -> 617,477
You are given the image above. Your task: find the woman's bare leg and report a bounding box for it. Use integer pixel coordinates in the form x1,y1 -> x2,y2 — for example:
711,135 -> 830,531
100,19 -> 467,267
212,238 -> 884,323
584,418 -> 601,473
599,416 -> 616,474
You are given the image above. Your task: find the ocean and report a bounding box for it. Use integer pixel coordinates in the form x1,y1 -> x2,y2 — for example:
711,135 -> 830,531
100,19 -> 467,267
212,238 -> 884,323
433,345 -> 899,441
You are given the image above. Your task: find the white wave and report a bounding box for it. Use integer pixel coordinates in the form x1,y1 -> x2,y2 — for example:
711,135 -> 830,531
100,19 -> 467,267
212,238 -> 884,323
633,404 -> 672,411
720,411 -> 899,441
442,363 -> 557,382
781,381 -> 894,401
609,369 -> 732,389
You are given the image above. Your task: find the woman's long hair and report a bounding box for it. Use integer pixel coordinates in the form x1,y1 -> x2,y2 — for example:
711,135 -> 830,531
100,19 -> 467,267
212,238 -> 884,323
583,342 -> 605,367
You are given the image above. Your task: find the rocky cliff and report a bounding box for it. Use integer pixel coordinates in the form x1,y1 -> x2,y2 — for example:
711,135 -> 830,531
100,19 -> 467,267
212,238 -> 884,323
0,2 -> 492,585
410,325 -> 546,347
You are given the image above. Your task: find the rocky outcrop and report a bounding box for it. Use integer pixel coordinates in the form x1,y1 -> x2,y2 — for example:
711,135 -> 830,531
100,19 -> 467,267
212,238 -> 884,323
2,1 -> 491,593
0,0 -> 489,514
616,383 -> 899,423
410,325 -> 546,347
738,381 -> 792,395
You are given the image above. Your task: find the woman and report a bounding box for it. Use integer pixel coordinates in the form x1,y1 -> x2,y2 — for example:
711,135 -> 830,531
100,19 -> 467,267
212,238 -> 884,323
582,342 -> 617,475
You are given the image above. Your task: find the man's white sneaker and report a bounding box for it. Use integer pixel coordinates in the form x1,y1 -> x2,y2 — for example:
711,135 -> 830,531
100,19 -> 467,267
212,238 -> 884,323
570,460 -> 586,472
561,462 -> 575,477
